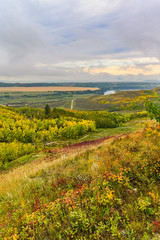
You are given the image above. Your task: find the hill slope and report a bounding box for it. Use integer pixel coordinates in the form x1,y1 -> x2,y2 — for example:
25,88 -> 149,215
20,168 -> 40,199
0,122 -> 160,239
75,89 -> 159,111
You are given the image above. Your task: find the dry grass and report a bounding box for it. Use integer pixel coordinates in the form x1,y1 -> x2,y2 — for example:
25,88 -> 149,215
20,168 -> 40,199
0,139 -> 111,197
0,87 -> 99,92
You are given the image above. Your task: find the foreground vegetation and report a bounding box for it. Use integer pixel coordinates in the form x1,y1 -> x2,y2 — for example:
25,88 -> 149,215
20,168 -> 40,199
0,106 -> 95,168
0,122 -> 160,239
0,104 -> 149,169
16,106 -> 149,127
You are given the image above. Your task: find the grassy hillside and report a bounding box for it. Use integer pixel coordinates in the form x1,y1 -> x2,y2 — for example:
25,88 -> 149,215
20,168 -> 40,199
0,121 -> 160,239
75,89 -> 160,111
0,104 -> 149,170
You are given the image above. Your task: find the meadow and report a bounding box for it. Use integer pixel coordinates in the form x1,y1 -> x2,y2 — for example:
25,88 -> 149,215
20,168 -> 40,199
0,91 -> 98,109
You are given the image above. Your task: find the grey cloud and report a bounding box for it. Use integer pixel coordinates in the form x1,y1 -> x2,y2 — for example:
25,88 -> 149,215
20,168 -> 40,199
0,0 -> 160,82
113,0 -> 160,58
0,0 -> 50,63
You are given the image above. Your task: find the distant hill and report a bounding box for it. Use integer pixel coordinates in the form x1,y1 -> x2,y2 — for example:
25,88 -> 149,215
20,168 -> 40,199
0,81 -> 159,93
75,88 -> 160,111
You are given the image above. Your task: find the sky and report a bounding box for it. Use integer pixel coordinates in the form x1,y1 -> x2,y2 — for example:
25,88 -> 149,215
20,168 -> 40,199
0,0 -> 160,83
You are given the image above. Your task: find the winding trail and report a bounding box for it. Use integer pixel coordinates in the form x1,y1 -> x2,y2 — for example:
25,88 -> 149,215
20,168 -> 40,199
46,133 -> 127,154
0,132 -> 130,195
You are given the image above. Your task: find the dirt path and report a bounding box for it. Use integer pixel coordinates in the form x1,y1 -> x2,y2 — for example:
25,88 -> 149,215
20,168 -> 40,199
0,133 -> 129,194
46,134 -> 127,154
71,99 -> 75,110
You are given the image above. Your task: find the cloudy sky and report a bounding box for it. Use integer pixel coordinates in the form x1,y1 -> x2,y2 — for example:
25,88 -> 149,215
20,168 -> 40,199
0,0 -> 160,82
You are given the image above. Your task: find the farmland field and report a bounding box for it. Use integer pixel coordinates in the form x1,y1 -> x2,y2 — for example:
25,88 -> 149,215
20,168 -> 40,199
0,82 -> 160,111
0,87 -> 99,109
0,91 -> 97,109
0,86 -> 99,92
1,86 -> 160,111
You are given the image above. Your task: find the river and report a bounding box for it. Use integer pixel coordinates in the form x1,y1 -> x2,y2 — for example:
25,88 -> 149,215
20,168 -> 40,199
104,90 -> 116,95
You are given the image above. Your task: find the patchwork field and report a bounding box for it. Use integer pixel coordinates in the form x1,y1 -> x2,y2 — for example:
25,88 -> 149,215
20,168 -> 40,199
0,86 -> 99,92
0,83 -> 160,111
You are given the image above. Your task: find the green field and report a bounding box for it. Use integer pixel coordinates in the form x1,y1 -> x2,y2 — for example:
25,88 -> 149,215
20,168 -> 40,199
0,91 -> 97,109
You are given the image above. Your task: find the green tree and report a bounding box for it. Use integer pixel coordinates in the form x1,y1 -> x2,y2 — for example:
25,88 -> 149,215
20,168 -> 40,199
45,104 -> 50,116
145,99 -> 160,122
